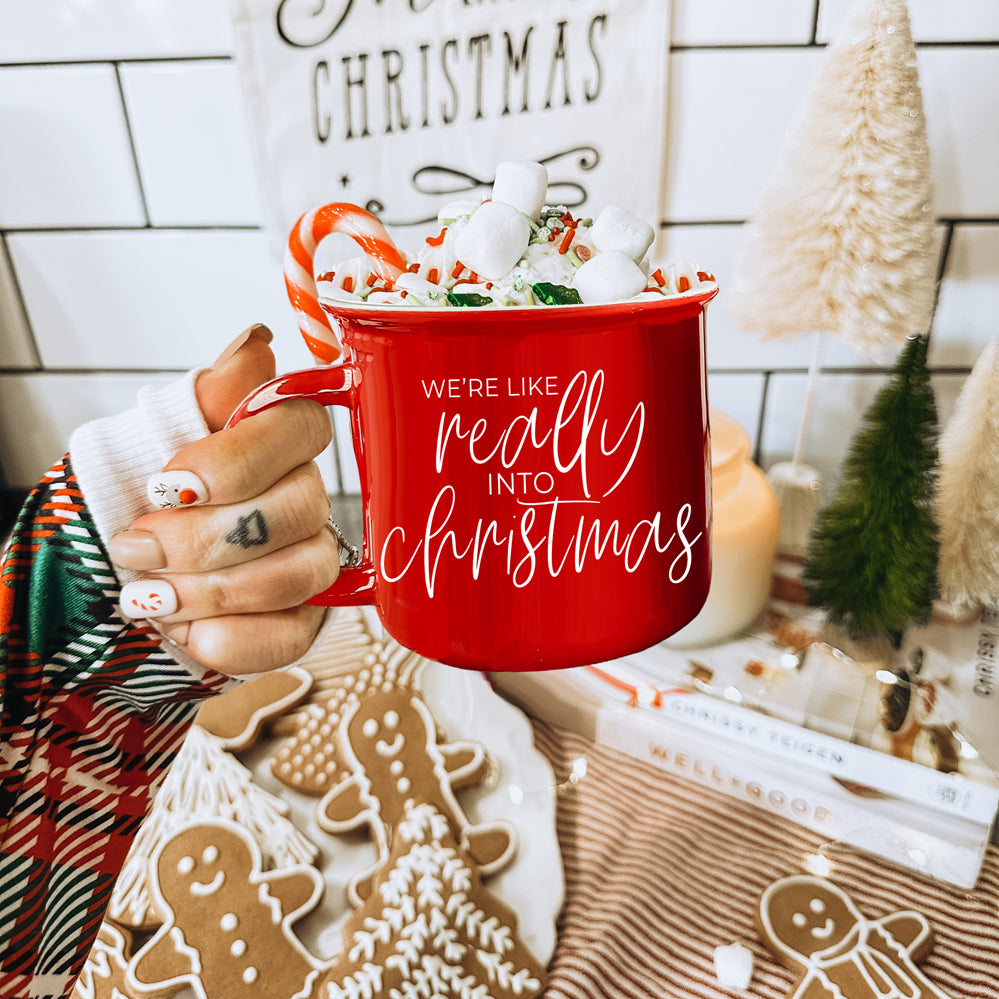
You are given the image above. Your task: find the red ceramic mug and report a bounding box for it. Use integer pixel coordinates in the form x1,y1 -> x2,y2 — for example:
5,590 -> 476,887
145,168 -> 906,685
229,290 -> 717,671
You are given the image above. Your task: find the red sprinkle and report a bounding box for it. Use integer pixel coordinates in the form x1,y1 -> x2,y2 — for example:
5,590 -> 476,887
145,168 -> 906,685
558,229 -> 575,254
426,227 -> 447,246
697,271 -> 715,282
451,261 -> 465,279
677,275 -> 691,293
317,270 -> 336,282
366,272 -> 379,287
342,276 -> 354,293
651,268 -> 666,287
407,262 -> 421,273
427,267 -> 439,284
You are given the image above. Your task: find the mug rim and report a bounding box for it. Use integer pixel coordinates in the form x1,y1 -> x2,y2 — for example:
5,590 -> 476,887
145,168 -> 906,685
319,284 -> 718,322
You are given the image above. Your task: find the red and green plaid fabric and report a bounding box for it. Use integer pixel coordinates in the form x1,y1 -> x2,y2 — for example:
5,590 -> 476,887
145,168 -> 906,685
0,458 -> 229,998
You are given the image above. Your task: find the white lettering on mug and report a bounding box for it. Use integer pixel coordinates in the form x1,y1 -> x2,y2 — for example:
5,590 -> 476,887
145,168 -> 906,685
378,366 -> 704,598
379,492 -> 704,596
434,369 -> 644,500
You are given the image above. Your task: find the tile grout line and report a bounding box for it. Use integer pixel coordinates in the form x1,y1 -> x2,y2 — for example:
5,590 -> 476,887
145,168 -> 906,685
809,0 -> 821,46
0,233 -> 42,371
113,60 -> 152,228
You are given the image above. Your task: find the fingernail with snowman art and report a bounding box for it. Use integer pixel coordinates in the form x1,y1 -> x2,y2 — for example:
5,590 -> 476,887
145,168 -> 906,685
147,470 -> 209,509
120,580 -> 179,620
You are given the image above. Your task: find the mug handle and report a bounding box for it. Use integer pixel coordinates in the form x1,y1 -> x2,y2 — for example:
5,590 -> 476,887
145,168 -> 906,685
225,365 -> 376,607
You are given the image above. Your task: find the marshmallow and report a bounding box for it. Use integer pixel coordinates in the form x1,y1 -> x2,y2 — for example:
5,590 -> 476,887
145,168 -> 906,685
713,942 -> 754,990
393,271 -> 447,304
453,201 -> 531,281
572,249 -> 648,304
437,198 -> 480,223
590,204 -> 655,263
491,161 -> 549,218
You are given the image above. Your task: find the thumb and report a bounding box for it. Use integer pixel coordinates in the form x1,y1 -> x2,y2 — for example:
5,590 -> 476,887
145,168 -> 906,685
196,324 -> 276,432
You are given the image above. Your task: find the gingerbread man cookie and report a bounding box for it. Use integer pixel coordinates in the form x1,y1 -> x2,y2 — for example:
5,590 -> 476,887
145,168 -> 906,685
129,820 -> 324,999
195,665 -> 312,751
73,921 -> 175,999
757,875 -> 955,999
319,685 -> 517,905
109,726 -> 317,931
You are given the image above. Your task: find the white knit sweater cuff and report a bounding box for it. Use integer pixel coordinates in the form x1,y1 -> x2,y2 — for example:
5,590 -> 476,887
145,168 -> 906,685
69,369 -> 228,684
70,368 -> 210,556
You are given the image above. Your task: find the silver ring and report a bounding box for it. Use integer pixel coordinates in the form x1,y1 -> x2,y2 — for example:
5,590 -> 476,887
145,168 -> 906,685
327,516 -> 362,568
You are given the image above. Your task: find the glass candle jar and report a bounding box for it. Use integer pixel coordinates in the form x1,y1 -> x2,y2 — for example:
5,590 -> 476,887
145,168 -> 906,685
666,410 -> 779,648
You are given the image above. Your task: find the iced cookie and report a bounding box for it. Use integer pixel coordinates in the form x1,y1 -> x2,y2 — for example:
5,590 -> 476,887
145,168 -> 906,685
73,921 -> 175,999
109,725 -> 318,930
319,684 -> 517,904
316,802 -> 546,999
269,608 -> 420,739
269,613 -> 424,794
757,875 -> 954,999
195,665 -> 312,750
129,820 -> 324,999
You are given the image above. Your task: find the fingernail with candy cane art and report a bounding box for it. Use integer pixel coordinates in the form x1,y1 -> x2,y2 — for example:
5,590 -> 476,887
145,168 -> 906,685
119,580 -> 179,620
147,470 -> 209,509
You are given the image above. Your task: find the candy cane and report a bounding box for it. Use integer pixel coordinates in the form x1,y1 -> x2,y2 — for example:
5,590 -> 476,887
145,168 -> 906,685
285,203 -> 408,363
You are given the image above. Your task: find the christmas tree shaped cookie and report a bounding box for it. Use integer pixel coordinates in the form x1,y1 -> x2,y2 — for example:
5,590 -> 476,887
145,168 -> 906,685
757,875 -> 955,999
317,802 -> 547,999
129,820 -> 324,999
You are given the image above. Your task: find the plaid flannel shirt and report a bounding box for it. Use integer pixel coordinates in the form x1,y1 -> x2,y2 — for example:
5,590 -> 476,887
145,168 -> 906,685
0,458 -> 229,999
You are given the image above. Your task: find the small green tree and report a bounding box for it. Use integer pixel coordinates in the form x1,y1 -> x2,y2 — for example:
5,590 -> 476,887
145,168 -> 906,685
803,335 -> 939,643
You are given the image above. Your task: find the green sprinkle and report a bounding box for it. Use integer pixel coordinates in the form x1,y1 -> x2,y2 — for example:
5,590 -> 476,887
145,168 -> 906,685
513,276 -> 524,292
566,248 -> 584,268
446,292 -> 493,307
532,282 -> 582,306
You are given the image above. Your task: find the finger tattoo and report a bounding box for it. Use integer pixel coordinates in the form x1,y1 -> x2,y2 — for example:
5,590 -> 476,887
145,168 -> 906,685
226,510 -> 269,549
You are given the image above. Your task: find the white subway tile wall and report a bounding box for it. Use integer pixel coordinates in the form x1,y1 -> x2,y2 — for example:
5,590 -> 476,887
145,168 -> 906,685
119,61 -> 262,227
1,0 -> 997,505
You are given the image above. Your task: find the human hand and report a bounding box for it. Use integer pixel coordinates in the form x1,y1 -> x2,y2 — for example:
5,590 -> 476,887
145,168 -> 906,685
109,324 -> 339,675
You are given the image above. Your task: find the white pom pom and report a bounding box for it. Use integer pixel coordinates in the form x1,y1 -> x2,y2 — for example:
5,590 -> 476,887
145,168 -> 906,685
572,249 -> 648,304
590,205 -> 655,262
491,161 -> 549,218
453,201 -> 531,281
713,942 -> 754,990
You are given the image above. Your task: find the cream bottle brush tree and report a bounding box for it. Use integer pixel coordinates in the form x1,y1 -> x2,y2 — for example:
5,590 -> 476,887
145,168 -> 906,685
728,0 -> 937,555
935,336 -> 999,609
